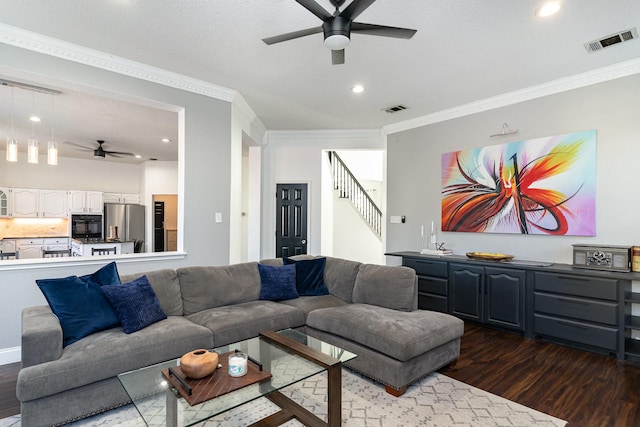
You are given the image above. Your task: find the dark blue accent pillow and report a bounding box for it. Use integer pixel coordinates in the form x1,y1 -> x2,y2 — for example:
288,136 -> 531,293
258,263 -> 299,301
284,257 -> 329,296
101,275 -> 167,334
36,262 -> 122,347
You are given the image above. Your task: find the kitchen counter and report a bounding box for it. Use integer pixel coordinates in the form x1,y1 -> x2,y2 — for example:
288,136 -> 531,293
1,235 -> 69,240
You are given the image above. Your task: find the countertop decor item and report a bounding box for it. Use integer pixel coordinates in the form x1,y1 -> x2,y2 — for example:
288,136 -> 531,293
466,252 -> 514,261
179,349 -> 219,379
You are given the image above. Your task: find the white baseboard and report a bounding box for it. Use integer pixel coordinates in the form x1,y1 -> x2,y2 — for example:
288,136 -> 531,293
0,347 -> 21,365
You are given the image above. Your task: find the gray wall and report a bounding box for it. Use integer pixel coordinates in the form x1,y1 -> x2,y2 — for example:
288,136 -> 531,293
0,44 -> 232,352
386,73 -> 640,264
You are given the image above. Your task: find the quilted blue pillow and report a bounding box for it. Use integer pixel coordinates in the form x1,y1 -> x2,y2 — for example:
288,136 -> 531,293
283,257 -> 329,296
101,275 -> 167,334
36,262 -> 122,347
258,263 -> 299,301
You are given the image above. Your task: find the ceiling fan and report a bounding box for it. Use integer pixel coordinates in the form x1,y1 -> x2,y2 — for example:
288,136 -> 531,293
262,0 -> 417,65
64,140 -> 135,158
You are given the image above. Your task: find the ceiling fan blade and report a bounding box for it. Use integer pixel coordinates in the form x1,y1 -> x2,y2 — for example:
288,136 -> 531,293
105,149 -> 135,156
294,0 -> 332,20
340,0 -> 376,21
351,22 -> 417,39
63,141 -> 93,150
332,49 -> 345,65
262,27 -> 323,45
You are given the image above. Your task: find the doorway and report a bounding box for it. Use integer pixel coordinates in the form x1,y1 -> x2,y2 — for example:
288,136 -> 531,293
275,183 -> 308,257
152,194 -> 178,252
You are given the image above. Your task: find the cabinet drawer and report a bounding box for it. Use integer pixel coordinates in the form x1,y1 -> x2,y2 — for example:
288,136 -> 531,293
534,292 -> 618,326
417,276 -> 447,296
403,258 -> 448,278
534,314 -> 617,351
534,272 -> 618,300
418,293 -> 448,313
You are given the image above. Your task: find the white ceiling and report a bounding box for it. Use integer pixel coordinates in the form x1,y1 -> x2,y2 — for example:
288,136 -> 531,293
1,0 -> 640,161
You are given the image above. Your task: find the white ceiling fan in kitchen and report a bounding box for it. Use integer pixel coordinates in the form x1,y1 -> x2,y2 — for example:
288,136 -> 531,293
64,140 -> 136,159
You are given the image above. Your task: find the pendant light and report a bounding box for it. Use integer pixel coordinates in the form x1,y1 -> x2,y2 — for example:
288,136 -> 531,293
27,92 -> 39,164
47,93 -> 58,165
6,87 -> 18,162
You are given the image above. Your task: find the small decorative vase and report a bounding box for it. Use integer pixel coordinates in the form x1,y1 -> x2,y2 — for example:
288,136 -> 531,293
179,349 -> 219,379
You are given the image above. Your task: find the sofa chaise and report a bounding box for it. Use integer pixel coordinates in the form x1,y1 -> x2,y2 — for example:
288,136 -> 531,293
17,255 -> 464,426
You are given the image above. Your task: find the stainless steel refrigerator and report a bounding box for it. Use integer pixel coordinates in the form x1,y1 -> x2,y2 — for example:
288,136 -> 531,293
103,203 -> 146,252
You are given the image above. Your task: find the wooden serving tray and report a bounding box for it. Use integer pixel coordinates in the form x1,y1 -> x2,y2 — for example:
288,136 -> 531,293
466,252 -> 514,261
161,351 -> 271,406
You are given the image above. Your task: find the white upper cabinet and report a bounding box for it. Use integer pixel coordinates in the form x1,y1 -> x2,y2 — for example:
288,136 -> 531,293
103,192 -> 141,204
0,187 -> 9,218
68,191 -> 103,214
9,188 -> 68,218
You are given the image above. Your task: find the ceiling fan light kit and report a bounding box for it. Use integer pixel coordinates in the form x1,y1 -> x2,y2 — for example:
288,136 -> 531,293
263,0 -> 416,64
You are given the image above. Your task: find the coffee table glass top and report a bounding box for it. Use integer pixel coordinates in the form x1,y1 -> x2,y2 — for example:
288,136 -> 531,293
118,329 -> 356,426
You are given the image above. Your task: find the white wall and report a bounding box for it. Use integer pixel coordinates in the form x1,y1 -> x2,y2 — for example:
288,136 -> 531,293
386,73 -> 640,264
261,130 -> 385,258
332,196 -> 383,264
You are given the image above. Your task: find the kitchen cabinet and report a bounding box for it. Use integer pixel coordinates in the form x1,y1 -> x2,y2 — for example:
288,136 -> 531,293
0,187 -> 9,217
1,239 -> 16,253
71,240 -> 133,256
68,191 -> 103,214
16,239 -> 45,259
7,188 -> 67,218
103,192 -> 141,204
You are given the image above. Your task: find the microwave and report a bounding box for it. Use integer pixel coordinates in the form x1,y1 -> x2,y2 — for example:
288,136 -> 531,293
71,214 -> 103,239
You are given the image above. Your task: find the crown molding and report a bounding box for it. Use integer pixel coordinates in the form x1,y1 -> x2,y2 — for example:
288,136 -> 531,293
384,57 -> 640,135
266,128 -> 383,142
0,23 -> 238,103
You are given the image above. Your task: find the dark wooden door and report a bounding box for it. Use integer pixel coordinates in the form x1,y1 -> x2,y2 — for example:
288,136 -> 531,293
276,183 -> 308,257
485,267 -> 526,331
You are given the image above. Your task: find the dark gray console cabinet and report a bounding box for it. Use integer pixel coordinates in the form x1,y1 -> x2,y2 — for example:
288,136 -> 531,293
449,263 -> 526,332
388,251 -> 640,361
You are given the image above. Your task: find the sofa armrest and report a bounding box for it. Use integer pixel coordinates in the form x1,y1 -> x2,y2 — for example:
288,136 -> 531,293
22,305 -> 63,367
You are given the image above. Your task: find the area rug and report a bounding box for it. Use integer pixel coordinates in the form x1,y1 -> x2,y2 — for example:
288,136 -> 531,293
0,370 -> 566,427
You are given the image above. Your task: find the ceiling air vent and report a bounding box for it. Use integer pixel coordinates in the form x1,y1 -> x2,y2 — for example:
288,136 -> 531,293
584,27 -> 637,53
383,105 -> 407,114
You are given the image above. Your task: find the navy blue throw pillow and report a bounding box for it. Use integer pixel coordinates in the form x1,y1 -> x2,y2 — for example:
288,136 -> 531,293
283,257 -> 329,296
258,263 -> 299,301
101,275 -> 167,334
36,262 -> 122,347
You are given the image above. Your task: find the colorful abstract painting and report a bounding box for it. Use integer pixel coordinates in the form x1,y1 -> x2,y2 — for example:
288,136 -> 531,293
441,130 -> 596,236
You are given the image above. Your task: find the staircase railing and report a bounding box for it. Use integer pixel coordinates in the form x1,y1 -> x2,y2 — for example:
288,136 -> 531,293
328,151 -> 382,238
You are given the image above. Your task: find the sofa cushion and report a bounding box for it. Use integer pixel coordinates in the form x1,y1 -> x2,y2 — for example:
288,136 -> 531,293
258,263 -> 299,301
120,269 -> 183,316
306,304 -> 464,362
16,316 -> 213,402
178,262 -> 261,316
323,257 -> 362,303
277,295 -> 347,320
186,300 -> 305,347
352,264 -> 416,312
284,257 -> 329,296
101,275 -> 167,333
35,262 -> 122,347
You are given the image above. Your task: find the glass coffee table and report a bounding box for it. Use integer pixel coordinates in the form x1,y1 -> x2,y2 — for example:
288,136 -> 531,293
118,329 -> 357,427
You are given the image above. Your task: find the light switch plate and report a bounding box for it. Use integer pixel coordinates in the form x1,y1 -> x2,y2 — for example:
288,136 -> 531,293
390,216 -> 402,224
215,212 -> 222,223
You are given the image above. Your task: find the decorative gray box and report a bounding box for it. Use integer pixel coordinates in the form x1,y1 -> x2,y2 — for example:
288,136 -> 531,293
572,244 -> 631,272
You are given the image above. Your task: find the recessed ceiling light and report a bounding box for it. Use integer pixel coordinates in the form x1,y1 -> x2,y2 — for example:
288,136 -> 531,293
29,116 -> 41,122
536,1 -> 561,17
351,85 -> 364,94
161,138 -> 171,143
134,154 -> 142,159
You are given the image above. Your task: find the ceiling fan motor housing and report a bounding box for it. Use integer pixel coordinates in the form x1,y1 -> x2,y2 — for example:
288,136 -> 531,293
323,16 -> 351,49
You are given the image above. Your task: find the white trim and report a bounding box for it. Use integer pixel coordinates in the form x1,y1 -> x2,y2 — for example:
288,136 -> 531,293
0,23 -> 237,102
383,57 -> 640,135
0,346 -> 20,365
267,129 -> 383,141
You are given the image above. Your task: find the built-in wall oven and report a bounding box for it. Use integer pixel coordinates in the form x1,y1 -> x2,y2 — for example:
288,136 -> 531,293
71,214 -> 103,240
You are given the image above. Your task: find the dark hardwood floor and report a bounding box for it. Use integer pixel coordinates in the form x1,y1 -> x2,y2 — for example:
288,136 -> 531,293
440,323 -> 640,427
1,324 -> 640,425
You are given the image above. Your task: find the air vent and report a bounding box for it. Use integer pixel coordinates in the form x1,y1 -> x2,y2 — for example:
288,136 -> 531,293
584,27 -> 637,53
383,105 -> 408,114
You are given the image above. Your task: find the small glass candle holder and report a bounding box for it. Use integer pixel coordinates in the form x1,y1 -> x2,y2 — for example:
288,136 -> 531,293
228,351 -> 248,377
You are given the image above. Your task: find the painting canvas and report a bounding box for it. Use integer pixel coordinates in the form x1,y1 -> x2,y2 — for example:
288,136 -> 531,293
441,130 -> 596,236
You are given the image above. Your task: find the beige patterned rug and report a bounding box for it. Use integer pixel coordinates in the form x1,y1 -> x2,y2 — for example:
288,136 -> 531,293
0,370 -> 566,427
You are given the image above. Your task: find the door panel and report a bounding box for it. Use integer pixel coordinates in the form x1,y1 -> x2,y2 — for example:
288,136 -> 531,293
276,183 -> 308,257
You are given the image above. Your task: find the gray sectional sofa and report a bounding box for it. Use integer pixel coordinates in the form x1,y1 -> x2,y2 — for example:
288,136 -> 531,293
17,255 -> 464,426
